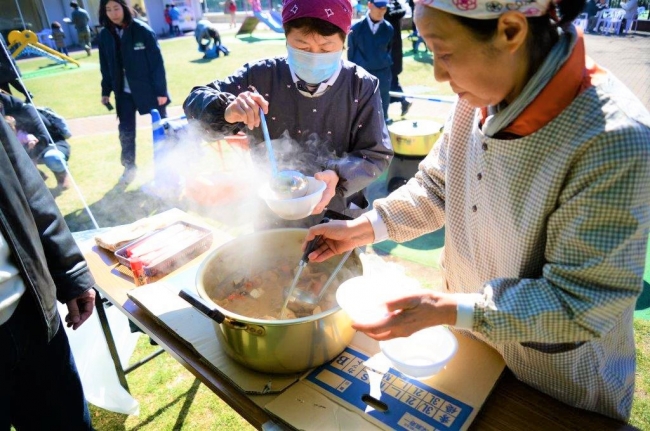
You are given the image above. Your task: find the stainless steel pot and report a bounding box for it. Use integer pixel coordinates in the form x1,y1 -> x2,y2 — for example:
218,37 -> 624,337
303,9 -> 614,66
192,229 -> 363,374
388,120 -> 443,157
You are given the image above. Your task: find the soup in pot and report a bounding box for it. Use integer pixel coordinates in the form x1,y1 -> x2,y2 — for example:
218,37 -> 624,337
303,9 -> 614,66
207,255 -> 355,320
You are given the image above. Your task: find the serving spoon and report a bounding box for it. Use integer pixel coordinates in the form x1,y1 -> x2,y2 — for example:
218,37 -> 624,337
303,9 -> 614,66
251,85 -> 308,200
285,249 -> 354,314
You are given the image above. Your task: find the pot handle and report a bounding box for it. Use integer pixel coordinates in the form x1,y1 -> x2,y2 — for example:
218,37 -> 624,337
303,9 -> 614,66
178,290 -> 266,336
179,289 -> 225,324
300,217 -> 330,264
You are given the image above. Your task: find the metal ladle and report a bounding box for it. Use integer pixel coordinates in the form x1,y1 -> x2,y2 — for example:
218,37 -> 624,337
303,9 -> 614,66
279,218 -> 329,318
270,169 -> 309,200
285,249 -> 354,314
254,86 -> 309,200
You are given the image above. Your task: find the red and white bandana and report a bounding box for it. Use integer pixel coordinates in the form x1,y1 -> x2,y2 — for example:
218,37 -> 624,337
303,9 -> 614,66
415,0 -> 554,19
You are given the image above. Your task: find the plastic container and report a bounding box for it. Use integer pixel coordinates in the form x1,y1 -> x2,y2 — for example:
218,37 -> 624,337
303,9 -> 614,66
114,221 -> 213,278
259,176 -> 326,220
335,275 -> 422,324
380,326 -> 458,380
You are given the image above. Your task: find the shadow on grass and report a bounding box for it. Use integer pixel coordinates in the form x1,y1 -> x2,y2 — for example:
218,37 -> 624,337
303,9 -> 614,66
636,281 -> 650,312
91,377 -> 202,431
403,49 -> 433,65
131,378 -> 201,431
190,58 -> 218,64
64,183 -> 178,232
235,34 -> 286,43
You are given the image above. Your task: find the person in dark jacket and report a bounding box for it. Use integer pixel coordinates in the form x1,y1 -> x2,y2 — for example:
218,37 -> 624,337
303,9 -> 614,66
348,0 -> 394,123
385,0 -> 412,117
184,0 -> 393,229
70,1 -> 93,56
0,114 -> 96,430
98,0 -> 170,184
194,19 -> 229,58
0,36 -> 33,102
0,91 -> 72,189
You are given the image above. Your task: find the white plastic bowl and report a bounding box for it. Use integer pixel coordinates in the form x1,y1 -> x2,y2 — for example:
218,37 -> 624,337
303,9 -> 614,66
259,176 -> 326,220
335,275 -> 423,324
380,326 -> 458,379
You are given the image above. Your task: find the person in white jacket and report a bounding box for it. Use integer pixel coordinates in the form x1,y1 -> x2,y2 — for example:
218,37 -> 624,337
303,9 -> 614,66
620,0 -> 638,32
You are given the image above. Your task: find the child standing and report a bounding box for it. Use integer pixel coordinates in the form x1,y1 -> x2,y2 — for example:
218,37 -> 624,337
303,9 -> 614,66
51,22 -> 69,56
225,0 -> 237,29
347,0 -> 393,123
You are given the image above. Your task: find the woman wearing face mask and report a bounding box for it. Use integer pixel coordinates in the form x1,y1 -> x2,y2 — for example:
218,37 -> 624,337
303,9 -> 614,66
98,0 -> 171,185
183,0 -> 393,229
302,0 -> 650,422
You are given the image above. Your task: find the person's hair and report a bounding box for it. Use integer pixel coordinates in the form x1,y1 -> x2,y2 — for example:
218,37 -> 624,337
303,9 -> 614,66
283,17 -> 346,42
452,0 -> 586,78
70,2 -> 79,8
98,0 -> 134,27
51,21 -> 62,29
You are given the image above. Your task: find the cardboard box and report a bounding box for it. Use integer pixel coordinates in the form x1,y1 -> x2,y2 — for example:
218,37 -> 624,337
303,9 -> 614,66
129,263 -> 505,430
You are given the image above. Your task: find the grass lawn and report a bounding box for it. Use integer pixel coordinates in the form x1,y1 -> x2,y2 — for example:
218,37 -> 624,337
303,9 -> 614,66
12,28 -> 650,431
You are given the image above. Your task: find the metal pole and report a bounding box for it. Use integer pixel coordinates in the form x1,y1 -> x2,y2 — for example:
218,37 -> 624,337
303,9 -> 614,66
388,91 -> 455,104
13,0 -> 27,30
94,291 -> 131,392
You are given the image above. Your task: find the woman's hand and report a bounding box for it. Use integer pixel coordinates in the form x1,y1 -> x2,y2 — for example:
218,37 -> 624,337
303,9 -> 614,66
224,91 -> 269,129
303,216 -> 375,262
312,170 -> 338,214
157,96 -> 168,106
101,96 -> 110,105
352,291 -> 458,341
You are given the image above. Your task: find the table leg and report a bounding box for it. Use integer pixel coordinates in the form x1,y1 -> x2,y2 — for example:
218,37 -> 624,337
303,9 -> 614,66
94,288 -> 131,392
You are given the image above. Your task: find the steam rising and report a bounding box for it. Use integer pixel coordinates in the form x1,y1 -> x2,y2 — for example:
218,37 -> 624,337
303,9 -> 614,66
150,122 -> 341,232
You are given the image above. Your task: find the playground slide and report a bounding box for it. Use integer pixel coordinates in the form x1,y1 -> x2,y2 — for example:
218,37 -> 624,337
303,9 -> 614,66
253,11 -> 284,33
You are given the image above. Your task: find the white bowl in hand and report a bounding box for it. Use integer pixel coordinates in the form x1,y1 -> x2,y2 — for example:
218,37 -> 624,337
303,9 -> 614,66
335,275 -> 423,325
259,176 -> 326,220
380,326 -> 458,380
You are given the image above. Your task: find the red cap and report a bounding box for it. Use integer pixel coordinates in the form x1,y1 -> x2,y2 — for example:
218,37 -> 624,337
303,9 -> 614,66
282,0 -> 353,34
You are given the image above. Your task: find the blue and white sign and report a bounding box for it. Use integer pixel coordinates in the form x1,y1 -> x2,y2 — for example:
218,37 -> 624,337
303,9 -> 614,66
306,348 -> 473,431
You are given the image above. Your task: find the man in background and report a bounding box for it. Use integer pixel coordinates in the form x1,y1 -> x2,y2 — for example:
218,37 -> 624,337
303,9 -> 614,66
0,91 -> 72,190
70,1 -> 92,55
386,0 -> 412,118
194,19 -> 229,59
348,0 -> 394,123
164,4 -> 173,35
169,4 -> 182,36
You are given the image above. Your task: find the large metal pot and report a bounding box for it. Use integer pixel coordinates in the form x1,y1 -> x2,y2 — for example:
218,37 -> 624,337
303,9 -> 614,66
388,120 -> 443,157
193,229 -> 363,374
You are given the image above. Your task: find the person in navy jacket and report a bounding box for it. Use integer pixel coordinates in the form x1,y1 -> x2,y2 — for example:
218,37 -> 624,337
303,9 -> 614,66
348,0 -> 394,123
98,0 -> 171,184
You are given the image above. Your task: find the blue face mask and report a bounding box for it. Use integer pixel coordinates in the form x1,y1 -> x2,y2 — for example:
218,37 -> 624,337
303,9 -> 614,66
286,45 -> 343,85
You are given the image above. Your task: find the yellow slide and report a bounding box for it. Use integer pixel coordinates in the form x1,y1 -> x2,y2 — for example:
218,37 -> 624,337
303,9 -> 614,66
7,29 -> 80,67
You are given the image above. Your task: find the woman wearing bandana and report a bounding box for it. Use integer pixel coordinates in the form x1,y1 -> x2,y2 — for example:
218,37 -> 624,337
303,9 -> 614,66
183,0 -> 393,229
303,0 -> 650,421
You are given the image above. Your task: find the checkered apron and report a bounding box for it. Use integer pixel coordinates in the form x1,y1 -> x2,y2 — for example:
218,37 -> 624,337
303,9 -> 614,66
375,74 -> 650,420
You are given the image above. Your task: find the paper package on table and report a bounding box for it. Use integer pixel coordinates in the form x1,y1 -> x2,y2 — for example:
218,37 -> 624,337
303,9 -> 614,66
94,210 -> 188,252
